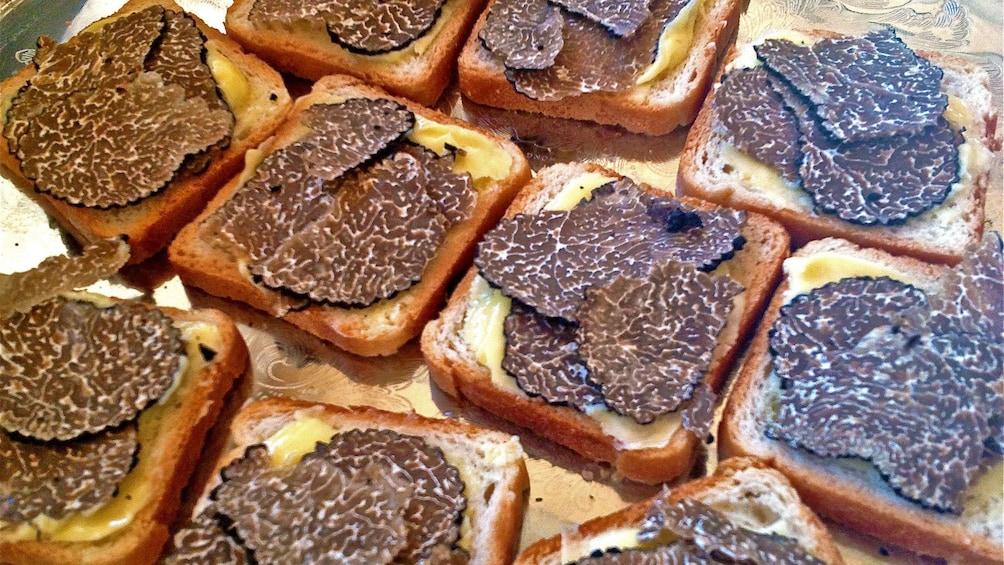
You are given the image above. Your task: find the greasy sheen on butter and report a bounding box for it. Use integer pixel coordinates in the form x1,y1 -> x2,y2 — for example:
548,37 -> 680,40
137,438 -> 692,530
407,115 -> 512,190
2,321 -> 219,543
636,0 -> 703,85
781,252 -> 920,303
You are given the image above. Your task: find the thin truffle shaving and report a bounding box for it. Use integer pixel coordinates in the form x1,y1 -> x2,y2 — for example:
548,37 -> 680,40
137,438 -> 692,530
479,0 -> 564,70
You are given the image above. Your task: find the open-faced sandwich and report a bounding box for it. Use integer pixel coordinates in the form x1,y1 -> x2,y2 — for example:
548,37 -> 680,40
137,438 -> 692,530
0,0 -> 292,264
678,27 -> 1001,264
422,162 -> 789,484
720,233 -> 1004,563
0,238 -> 249,565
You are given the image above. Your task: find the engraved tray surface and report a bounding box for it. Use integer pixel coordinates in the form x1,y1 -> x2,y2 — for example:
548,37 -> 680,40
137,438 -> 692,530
0,0 -> 1001,562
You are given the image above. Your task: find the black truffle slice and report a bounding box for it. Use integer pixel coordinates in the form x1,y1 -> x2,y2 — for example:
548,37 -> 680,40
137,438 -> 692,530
322,429 -> 467,562
647,203 -> 748,272
551,0 -> 651,37
756,28 -> 947,142
18,71 -> 233,208
249,0 -> 446,54
799,115 -> 960,225
252,145 -> 455,306
0,238 -> 129,318
163,510 -> 251,565
680,383 -> 717,438
578,261 -> 742,424
768,326 -> 988,512
926,231 -> 1004,339
479,0 -> 564,70
0,297 -> 184,441
211,444 -> 412,564
0,424 -> 137,523
769,277 -> 928,381
638,498 -> 826,564
502,300 -> 603,410
714,67 -> 802,184
573,543 -> 708,564
507,0 -> 687,101
2,6 -> 165,154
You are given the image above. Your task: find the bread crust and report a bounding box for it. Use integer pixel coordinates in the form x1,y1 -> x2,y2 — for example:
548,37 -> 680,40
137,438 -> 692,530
515,457 -> 846,565
677,29 -> 1002,265
719,237 -> 1004,564
456,0 -> 743,135
0,306 -> 249,565
168,74 -> 531,356
225,0 -> 489,106
0,0 -> 292,264
183,397 -> 530,565
420,162 -> 790,484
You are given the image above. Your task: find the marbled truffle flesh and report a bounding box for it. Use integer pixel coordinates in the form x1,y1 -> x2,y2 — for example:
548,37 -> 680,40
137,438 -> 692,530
3,5 -> 233,208
163,510 -> 250,565
0,424 -> 137,523
478,0 -> 564,70
0,297 -> 184,441
249,0 -> 447,54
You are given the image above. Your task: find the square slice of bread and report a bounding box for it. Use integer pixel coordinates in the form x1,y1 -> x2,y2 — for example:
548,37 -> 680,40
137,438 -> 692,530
515,457 -> 845,564
0,305 -> 249,565
225,0 -> 489,106
456,0 -> 743,135
719,236 -> 1004,563
0,0 -> 293,264
162,397 -> 530,564
168,74 -> 531,357
678,28 -> 1002,265
420,161 -> 790,484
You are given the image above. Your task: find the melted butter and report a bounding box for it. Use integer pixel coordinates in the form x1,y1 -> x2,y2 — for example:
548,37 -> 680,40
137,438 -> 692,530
2,321 -> 220,542
407,115 -> 512,190
782,252 -> 919,302
561,527 -> 657,562
636,0 -> 703,85
263,417 -> 338,467
543,172 -> 617,211
207,46 -> 250,116
719,144 -> 811,210
944,95 -> 973,131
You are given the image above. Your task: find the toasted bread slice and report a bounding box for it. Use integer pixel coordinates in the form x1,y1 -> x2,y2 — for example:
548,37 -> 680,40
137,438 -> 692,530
516,457 -> 845,564
719,236 -> 1004,563
0,304 -> 249,565
161,397 -> 529,564
0,0 -> 292,264
225,0 -> 488,106
168,74 -> 531,357
456,0 -> 743,135
421,162 -> 790,484
678,29 -> 1001,265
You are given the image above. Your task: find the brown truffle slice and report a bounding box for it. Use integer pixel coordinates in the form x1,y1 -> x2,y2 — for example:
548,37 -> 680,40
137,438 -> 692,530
507,0 -> 688,101
163,509 -> 250,565
212,444 -> 412,565
755,29 -> 947,142
502,300 -> 603,410
574,544 -> 707,564
0,238 -> 129,318
249,0 -> 446,54
578,261 -> 742,424
0,297 -> 184,441
18,71 -> 233,208
680,383 -> 717,438
551,0 -> 651,37
479,0 -> 564,70
0,424 -> 138,523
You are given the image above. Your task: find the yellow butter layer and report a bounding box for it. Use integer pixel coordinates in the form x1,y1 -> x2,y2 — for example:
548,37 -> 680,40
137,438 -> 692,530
782,252 -> 920,302
407,115 -> 512,190
263,416 -> 338,467
636,0 -> 703,85
207,47 -> 250,116
2,320 -> 219,542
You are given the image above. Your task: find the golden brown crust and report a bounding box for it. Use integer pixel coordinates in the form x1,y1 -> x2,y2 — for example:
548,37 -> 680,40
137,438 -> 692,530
420,162 -> 790,484
0,0 -> 292,264
0,307 -> 249,565
456,0 -> 743,135
515,457 -> 846,565
210,397 -> 529,565
719,238 -> 1004,564
677,30 -> 1001,265
225,0 -> 488,106
168,74 -> 531,356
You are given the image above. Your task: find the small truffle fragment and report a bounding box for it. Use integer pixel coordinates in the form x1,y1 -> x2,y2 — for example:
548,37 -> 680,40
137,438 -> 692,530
0,425 -> 138,523
755,29 -> 947,142
502,300 -> 604,410
163,510 -> 250,565
574,544 -> 708,564
0,297 -> 184,441
0,238 -> 129,318
578,261 -> 742,424
479,0 -> 564,70
551,0 -> 651,37
249,0 -> 446,54
680,383 -> 717,438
